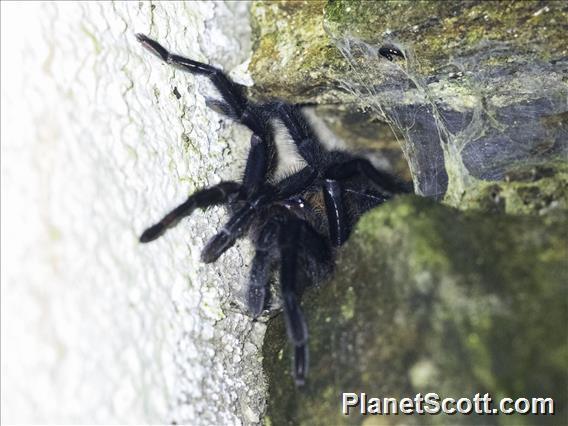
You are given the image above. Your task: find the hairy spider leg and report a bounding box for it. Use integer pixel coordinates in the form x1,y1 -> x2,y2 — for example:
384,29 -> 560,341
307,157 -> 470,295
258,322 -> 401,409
136,34 -> 272,146
200,163 -> 319,264
200,195 -> 265,263
322,158 -> 413,246
136,34 -> 278,188
266,102 -> 328,170
275,166 -> 318,198
323,179 -> 349,246
262,101 -> 355,246
264,102 -> 359,246
139,181 -> 241,243
136,34 -> 247,118
247,219 -> 280,318
247,250 -> 271,318
137,35 -> 282,252
278,219 -> 310,385
242,134 -> 271,195
293,345 -> 309,387
326,158 -> 413,195
247,213 -> 331,319
139,135 -> 274,251
300,221 -> 333,264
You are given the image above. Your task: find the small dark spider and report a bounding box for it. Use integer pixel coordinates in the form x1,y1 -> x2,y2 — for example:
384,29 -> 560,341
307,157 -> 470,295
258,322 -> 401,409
379,45 -> 405,61
136,34 -> 412,386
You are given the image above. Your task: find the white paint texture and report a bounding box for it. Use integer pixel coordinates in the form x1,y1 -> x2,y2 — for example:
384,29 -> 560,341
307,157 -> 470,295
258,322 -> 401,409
1,2 -> 267,424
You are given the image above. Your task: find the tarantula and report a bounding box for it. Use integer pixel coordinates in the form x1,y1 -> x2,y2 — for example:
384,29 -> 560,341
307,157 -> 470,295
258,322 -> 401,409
136,34 -> 412,385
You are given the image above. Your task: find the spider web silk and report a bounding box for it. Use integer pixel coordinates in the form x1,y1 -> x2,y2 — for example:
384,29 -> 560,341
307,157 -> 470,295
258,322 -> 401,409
330,35 -> 568,203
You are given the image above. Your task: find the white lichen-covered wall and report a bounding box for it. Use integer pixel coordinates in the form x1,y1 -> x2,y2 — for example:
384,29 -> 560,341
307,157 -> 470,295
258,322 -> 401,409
1,2 -> 267,424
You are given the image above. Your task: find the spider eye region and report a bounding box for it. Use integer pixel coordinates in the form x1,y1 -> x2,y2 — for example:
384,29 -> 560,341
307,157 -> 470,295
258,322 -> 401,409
283,197 -> 306,210
280,197 -> 309,220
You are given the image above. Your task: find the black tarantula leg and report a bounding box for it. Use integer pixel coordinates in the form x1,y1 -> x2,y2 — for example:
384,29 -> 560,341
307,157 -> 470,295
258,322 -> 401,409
276,166 -> 318,199
293,345 -> 309,387
139,181 -> 241,243
323,180 -> 349,246
136,34 -> 248,118
247,250 -> 271,318
325,158 -> 413,195
279,219 -> 309,385
201,193 -> 272,263
301,222 -> 333,264
247,220 -> 280,317
267,102 -> 327,169
201,205 -> 254,263
241,134 -> 270,195
137,34 -> 279,178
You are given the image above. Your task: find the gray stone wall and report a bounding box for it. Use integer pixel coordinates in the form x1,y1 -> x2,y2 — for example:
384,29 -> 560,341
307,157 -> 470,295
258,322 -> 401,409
1,2 -> 266,424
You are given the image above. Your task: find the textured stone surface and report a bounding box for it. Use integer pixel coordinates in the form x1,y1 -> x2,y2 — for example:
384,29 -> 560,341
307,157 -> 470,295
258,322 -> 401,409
249,1 -> 568,203
324,1 -> 567,72
249,0 -> 346,104
264,196 -> 568,425
1,2 -> 266,424
459,163 -> 568,215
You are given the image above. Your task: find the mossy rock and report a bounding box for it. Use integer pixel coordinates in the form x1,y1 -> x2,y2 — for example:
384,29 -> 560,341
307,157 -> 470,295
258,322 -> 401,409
249,1 -> 568,202
263,196 -> 567,425
249,1 -> 346,104
324,0 -> 567,75
459,163 -> 568,216
250,1 -> 567,102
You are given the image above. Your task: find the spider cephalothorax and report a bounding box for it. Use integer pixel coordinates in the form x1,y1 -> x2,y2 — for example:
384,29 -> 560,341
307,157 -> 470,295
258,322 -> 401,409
137,34 -> 412,385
